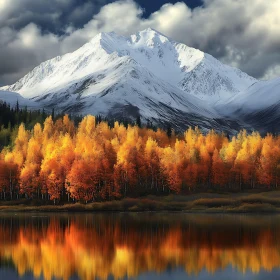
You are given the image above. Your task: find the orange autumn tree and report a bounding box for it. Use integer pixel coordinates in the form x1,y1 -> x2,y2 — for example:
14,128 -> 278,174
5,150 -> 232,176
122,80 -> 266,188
144,137 -> 162,192
19,124 -> 43,198
40,142 -> 66,203
1,124 -> 30,199
40,116 -> 76,203
161,140 -> 183,193
67,158 -> 98,202
0,159 -> 10,199
212,148 -> 229,188
114,126 -> 140,196
258,134 -> 280,188
68,116 -> 100,200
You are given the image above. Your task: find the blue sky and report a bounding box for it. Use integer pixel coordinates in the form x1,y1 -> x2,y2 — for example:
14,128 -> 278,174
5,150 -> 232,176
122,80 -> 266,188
128,0 -> 203,15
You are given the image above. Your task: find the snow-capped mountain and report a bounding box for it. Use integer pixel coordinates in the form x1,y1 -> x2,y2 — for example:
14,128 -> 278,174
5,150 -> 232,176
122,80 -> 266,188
0,28 -> 279,133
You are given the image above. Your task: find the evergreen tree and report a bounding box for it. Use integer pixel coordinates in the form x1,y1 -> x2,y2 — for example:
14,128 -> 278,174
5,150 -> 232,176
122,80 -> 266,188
136,116 -> 142,128
167,124 -> 172,138
16,100 -> 19,114
51,108 -> 55,120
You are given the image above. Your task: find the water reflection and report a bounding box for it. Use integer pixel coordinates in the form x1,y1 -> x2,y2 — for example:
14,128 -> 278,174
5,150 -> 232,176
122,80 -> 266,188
0,213 -> 280,280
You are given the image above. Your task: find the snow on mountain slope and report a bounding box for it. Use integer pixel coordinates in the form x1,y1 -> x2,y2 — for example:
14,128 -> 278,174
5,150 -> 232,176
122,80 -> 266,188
180,53 -> 256,103
0,28 -> 260,132
215,77 -> 280,134
219,77 -> 280,114
0,90 -> 38,109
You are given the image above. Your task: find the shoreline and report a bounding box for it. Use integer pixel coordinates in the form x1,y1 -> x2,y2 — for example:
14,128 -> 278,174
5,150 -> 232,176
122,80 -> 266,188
1,191 -> 280,213
0,208 -> 279,214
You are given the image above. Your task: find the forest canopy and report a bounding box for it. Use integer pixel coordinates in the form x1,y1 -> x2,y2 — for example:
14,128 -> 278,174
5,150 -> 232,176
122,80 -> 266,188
0,113 -> 279,204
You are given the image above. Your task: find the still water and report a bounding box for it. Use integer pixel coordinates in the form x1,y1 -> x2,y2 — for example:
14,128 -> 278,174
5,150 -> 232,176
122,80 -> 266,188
0,213 -> 280,280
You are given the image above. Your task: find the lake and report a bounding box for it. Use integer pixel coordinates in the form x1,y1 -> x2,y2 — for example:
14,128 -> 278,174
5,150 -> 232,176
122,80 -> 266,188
0,213 -> 280,279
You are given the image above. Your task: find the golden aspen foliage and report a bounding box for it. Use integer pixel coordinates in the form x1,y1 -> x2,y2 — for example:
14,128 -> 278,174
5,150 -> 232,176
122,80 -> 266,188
0,115 -> 280,202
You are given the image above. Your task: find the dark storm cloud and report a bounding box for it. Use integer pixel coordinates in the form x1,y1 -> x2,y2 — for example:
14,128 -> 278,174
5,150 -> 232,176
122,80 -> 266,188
0,0 -> 116,85
0,0 -> 115,33
0,0 -> 280,86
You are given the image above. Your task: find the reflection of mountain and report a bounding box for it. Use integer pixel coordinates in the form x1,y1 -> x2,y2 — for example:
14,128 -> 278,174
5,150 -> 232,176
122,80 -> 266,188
0,214 -> 280,279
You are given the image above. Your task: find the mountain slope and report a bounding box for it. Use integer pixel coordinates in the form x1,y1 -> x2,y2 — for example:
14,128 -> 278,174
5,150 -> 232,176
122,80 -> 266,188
0,90 -> 37,109
216,77 -> 280,133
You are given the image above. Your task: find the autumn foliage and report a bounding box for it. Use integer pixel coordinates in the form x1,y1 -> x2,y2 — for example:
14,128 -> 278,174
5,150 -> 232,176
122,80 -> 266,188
0,215 -> 279,280
0,115 -> 280,203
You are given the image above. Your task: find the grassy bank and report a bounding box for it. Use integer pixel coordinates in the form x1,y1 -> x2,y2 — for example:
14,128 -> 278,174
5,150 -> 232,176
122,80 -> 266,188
1,191 -> 280,213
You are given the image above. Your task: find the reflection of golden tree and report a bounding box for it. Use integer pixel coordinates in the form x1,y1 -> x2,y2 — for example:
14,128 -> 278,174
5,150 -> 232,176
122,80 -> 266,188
0,217 -> 280,279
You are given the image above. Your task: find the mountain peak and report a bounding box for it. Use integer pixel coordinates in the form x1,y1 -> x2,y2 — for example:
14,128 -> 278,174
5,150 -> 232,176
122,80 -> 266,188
138,27 -> 165,36
131,28 -> 170,46
142,27 -> 156,32
90,31 -> 122,44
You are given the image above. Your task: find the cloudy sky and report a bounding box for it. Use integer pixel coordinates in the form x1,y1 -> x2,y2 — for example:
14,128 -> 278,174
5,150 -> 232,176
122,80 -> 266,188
0,0 -> 279,86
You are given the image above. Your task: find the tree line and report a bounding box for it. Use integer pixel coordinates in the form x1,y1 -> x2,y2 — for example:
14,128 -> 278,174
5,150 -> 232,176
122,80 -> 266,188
0,114 -> 279,203
0,101 -> 47,149
0,101 -> 157,150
